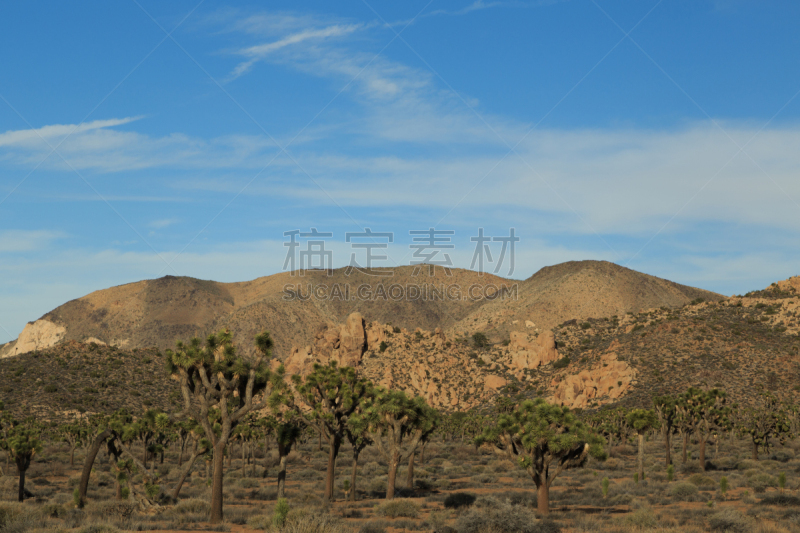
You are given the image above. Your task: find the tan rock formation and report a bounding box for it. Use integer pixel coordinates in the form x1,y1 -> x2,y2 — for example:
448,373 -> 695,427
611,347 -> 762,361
550,353 -> 635,409
3,319 -> 66,358
507,330 -> 559,370
485,375 -> 507,390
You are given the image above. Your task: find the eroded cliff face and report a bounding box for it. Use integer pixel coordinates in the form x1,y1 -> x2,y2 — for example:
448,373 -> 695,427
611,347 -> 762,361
0,319 -> 66,359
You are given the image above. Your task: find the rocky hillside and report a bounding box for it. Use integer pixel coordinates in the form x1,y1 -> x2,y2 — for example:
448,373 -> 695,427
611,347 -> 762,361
0,341 -> 176,422
2,276 -> 797,420
0,261 -> 723,362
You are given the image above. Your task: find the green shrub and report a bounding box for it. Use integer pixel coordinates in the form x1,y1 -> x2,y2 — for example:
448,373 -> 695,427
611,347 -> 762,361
619,507 -> 657,529
377,499 -> 419,518
708,507 -> 749,532
552,357 -> 570,369
601,477 -> 609,498
273,498 -> 289,528
445,492 -> 477,509
454,496 -> 552,533
669,482 -> 698,501
667,464 -> 674,481
688,473 -> 716,487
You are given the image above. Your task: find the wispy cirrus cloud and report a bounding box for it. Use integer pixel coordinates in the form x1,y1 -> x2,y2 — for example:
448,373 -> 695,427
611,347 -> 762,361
229,23 -> 363,79
0,230 -> 66,253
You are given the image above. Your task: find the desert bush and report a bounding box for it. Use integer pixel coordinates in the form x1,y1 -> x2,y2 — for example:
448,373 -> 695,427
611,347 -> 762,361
174,498 -> 209,515
618,507 -> 658,529
759,494 -> 800,506
86,500 -> 138,524
79,524 -> 121,533
669,482 -> 699,500
358,520 -> 389,533
445,492 -> 477,509
454,497 -> 558,533
688,473 -> 716,487
376,499 -> 419,518
708,507 -> 750,532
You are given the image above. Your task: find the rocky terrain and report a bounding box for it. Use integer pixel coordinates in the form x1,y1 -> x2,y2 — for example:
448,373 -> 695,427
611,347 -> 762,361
8,259 -> 799,417
0,260 -> 721,360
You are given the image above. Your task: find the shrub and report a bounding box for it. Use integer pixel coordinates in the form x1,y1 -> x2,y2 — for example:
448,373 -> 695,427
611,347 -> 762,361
708,507 -> 750,532
688,473 -> 716,487
759,494 -> 800,506
472,332 -> 489,349
552,356 -> 570,369
669,482 -> 699,501
79,525 -> 120,533
619,507 -> 658,529
445,492 -> 477,509
379,341 -> 388,352
455,497 -> 556,533
667,464 -> 674,481
359,521 -> 389,533
273,498 -> 290,528
377,499 -> 419,518
174,498 -> 209,515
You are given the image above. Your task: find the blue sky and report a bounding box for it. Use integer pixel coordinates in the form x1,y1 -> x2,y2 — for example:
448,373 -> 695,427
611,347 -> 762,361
2,0 -> 800,342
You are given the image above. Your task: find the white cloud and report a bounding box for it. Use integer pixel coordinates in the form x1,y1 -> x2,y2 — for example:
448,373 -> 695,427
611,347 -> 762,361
149,218 -> 179,229
230,23 -> 362,79
0,117 -> 142,149
0,230 -> 65,253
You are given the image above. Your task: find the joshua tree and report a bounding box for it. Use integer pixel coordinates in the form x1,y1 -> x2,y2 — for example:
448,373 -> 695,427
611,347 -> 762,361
364,388 -> 439,499
344,410 -> 372,501
61,421 -> 89,467
626,409 -> 659,483
740,390 -> 791,460
476,398 -> 606,515
653,395 -> 677,466
293,361 -> 373,501
679,388 -> 731,471
273,413 -> 305,499
6,418 -> 42,502
166,330 -> 282,523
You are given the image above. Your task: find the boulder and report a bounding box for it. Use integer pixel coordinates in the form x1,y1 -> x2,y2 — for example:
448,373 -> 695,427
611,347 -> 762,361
485,375 -> 507,390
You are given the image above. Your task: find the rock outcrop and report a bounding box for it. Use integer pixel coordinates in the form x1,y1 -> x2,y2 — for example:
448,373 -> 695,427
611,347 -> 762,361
550,351 -> 635,409
507,330 -> 559,370
1,319 -> 66,358
286,312 -> 383,374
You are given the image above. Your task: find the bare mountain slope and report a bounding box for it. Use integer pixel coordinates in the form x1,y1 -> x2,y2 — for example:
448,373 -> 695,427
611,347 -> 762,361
0,261 -> 724,359
454,260 -> 724,341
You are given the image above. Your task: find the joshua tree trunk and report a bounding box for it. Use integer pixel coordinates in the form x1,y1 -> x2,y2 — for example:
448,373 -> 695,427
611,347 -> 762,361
324,435 -> 341,501
662,429 -> 671,466
537,482 -> 550,515
70,446 -> 76,467
277,442 -> 289,499
241,443 -> 246,477
682,433 -> 688,464
116,480 -> 122,500
386,451 -> 400,500
752,440 -> 759,460
78,429 -> 112,508
698,434 -> 707,471
17,463 -> 27,502
210,442 -> 226,524
350,450 -> 360,502
420,443 -> 426,465
171,448 -> 207,500
406,453 -> 415,490
637,433 -> 645,482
